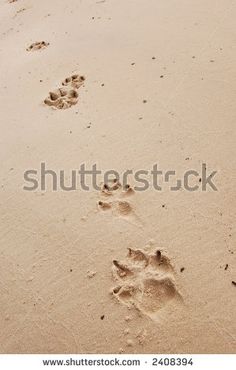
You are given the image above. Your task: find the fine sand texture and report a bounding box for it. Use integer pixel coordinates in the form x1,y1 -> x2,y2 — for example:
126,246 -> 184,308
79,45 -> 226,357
0,0 -> 236,354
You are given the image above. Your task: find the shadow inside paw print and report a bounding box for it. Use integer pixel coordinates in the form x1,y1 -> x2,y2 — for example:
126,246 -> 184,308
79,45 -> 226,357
111,248 -> 182,320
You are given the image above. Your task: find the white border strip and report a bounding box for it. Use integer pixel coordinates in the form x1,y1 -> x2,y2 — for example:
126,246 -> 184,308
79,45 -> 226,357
0,354 -> 235,370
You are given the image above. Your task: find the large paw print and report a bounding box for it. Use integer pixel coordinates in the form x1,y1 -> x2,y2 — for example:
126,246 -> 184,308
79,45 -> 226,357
44,74 -> 85,110
111,248 -> 182,320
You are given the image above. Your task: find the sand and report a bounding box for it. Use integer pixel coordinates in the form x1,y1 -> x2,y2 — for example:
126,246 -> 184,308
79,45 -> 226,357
0,0 -> 236,354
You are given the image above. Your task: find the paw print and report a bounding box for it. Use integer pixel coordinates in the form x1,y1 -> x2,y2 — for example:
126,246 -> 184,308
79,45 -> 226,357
62,74 -> 85,89
97,179 -> 136,217
26,41 -> 49,52
44,74 -> 85,110
111,248 -> 182,320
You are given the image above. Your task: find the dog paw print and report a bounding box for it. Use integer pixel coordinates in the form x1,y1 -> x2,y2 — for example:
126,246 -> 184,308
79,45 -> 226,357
111,248 -> 182,320
44,74 -> 85,110
62,75 -> 85,89
26,41 -> 49,51
97,179 -> 136,218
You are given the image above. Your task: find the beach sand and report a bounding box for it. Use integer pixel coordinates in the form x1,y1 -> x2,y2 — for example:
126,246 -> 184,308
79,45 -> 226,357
0,0 -> 236,354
